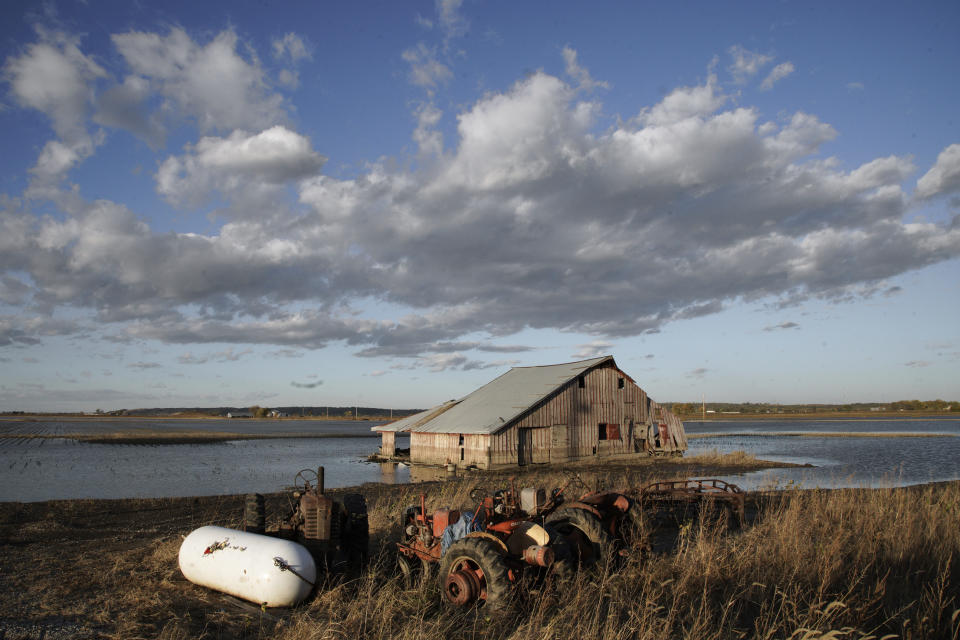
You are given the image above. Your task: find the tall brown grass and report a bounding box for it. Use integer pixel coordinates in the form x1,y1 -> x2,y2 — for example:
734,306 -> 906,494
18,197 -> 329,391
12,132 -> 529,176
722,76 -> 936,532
270,478 -> 959,640
35,464 -> 953,639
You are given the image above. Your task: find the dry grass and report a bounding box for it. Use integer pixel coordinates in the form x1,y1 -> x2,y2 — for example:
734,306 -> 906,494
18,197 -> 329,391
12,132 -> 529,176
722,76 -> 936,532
269,477 -> 960,640
2,460 -> 957,639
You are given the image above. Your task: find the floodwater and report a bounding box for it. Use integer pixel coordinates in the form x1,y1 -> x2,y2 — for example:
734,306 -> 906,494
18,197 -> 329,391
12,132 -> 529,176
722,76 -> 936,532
1,417 -> 959,501
685,418 -> 960,490
0,419 -> 410,502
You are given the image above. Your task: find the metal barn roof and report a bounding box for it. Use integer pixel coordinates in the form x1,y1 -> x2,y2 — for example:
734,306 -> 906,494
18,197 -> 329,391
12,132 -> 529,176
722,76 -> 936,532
371,355 -> 614,435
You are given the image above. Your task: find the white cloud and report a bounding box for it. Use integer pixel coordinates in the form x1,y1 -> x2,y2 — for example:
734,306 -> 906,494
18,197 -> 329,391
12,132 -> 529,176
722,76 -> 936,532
412,102 -> 444,156
272,33 -> 310,62
638,74 -> 726,126
4,65 -> 959,358
760,62 -> 795,91
94,75 -> 165,146
4,28 -> 105,145
915,143 -> 960,199
402,42 -> 452,91
727,45 -> 773,84
112,28 -> 285,133
562,46 -> 609,91
156,126 -> 326,210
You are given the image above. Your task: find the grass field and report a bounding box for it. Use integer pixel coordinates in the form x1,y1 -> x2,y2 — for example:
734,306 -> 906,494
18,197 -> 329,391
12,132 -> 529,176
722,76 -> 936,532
1,454 -> 957,639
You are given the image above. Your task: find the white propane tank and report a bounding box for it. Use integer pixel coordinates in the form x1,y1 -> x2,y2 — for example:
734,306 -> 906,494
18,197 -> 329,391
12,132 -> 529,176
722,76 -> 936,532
178,526 -> 316,607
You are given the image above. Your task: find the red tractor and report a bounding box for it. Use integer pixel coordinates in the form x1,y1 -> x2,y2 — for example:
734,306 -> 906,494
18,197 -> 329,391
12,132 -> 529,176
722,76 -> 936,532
396,480 -> 575,608
396,476 -> 647,608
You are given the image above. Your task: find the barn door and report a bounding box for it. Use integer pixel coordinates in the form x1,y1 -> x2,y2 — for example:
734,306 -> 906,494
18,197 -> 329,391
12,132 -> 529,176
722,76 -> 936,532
518,428 -> 533,466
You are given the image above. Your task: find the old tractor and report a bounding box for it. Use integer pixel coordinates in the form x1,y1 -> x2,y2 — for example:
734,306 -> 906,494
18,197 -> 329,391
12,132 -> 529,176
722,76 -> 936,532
244,466 -> 369,572
396,475 -> 653,608
396,479 -> 575,608
396,475 -> 745,609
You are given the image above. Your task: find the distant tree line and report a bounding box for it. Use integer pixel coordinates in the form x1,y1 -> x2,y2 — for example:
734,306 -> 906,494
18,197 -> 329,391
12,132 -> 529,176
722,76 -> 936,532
667,400 -> 959,416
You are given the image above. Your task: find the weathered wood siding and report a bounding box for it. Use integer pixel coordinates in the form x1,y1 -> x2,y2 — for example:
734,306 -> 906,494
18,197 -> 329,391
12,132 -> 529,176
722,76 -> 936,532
489,361 -> 684,464
410,432 -> 491,467
380,431 -> 395,456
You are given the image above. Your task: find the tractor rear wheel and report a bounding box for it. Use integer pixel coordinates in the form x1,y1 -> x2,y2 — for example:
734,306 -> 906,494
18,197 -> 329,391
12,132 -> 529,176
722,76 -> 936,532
438,537 -> 511,609
546,507 -> 613,569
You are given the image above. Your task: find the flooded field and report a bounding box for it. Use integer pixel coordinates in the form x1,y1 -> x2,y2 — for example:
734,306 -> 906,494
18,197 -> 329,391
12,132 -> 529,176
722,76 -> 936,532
0,419 -> 410,502
1,417 -> 958,501
686,417 -> 960,490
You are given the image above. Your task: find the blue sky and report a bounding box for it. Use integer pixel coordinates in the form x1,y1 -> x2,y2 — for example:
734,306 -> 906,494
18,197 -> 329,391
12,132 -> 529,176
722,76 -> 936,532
1,0 -> 958,412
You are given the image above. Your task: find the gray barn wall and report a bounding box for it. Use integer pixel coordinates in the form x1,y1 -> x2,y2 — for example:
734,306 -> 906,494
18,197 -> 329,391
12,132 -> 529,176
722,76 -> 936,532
490,362 -> 668,466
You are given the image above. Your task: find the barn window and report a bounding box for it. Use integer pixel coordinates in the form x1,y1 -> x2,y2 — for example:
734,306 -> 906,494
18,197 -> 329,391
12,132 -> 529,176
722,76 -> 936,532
598,423 -> 621,440
578,375 -> 585,388
458,434 -> 464,446
618,377 -> 624,389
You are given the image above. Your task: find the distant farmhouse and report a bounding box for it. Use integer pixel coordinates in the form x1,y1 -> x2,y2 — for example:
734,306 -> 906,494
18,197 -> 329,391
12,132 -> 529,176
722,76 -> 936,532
373,355 -> 687,469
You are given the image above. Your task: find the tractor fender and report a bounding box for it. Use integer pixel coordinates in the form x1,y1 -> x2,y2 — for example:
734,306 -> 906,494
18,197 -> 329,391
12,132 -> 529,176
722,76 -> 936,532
465,531 -> 510,556
552,501 -> 603,520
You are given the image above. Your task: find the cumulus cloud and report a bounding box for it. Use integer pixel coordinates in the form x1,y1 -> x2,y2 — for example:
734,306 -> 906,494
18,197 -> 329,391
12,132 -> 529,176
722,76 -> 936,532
156,126 -> 326,210
3,53 -> 959,361
915,143 -> 960,200
4,28 -> 105,145
94,74 -> 165,147
111,27 -> 285,133
760,62 -> 795,91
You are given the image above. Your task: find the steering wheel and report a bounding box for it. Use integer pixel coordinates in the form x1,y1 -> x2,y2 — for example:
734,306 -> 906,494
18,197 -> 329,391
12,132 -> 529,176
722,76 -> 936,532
294,469 -> 318,492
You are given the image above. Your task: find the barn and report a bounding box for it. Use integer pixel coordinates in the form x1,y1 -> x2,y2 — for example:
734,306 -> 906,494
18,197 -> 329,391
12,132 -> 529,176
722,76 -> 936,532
373,355 -> 687,469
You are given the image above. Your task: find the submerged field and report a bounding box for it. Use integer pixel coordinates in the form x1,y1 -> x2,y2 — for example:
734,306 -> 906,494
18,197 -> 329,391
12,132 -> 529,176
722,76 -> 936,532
0,454 -> 957,639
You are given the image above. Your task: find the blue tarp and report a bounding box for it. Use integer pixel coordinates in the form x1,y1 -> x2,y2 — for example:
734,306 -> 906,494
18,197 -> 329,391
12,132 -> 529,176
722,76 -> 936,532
440,510 -> 481,555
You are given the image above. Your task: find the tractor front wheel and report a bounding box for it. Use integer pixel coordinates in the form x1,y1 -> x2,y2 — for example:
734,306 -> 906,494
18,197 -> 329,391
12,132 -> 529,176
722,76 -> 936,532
438,537 -> 511,609
397,552 -> 433,589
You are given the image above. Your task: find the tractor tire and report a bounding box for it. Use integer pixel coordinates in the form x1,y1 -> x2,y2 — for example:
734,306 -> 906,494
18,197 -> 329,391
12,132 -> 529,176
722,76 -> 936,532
543,524 -> 575,582
438,537 -> 512,609
546,507 -> 613,569
397,553 -> 432,589
341,493 -> 369,569
243,493 -> 265,534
